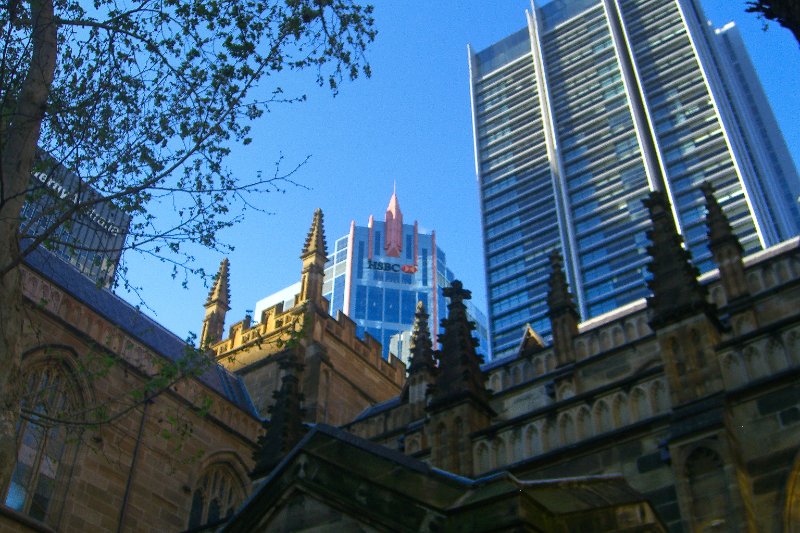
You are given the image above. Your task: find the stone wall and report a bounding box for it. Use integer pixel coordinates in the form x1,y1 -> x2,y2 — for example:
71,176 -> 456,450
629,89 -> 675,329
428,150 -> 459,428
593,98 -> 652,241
3,265 -> 261,532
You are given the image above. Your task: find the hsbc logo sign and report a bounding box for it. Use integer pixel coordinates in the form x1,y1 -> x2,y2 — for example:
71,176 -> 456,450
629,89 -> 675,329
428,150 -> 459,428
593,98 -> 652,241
366,260 -> 418,274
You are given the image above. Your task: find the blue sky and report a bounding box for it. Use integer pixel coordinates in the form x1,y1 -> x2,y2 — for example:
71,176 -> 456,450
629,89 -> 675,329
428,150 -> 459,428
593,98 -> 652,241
121,1 -> 800,345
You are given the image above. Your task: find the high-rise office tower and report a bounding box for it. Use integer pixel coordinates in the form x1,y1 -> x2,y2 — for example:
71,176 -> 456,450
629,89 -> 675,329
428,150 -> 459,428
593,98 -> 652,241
253,191 -> 491,363
468,0 -> 800,359
21,156 -> 130,286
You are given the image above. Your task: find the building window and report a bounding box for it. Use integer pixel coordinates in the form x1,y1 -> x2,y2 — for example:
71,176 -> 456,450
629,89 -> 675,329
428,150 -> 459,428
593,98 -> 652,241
685,447 -> 728,530
373,230 -> 382,256
187,463 -> 245,529
4,357 -> 82,523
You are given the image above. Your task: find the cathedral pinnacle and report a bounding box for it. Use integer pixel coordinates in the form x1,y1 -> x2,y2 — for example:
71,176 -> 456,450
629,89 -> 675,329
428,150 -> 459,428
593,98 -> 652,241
547,250 -> 578,318
431,281 -> 488,405
547,250 -> 579,366
702,182 -> 749,302
644,191 -> 713,327
302,208 -> 327,259
408,300 -> 435,374
205,258 -> 231,309
299,209 -> 327,306
702,183 -> 743,256
200,258 -> 232,346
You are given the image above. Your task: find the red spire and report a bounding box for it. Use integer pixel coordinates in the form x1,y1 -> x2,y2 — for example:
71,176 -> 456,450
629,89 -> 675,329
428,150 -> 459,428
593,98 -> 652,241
384,186 -> 403,257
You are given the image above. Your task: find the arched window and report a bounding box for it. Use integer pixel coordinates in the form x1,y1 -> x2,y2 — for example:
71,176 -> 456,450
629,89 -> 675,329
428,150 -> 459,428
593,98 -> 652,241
613,393 -> 630,427
188,463 -> 246,529
543,421 -> 558,451
785,331 -> 800,367
433,423 -> 448,469
577,407 -> 592,440
490,373 -> 501,392
451,418 -> 464,474
526,425 -> 542,456
631,387 -> 650,422
511,430 -> 523,462
594,400 -> 612,433
4,357 -> 83,523
476,443 -> 490,474
560,414 -> 576,444
685,447 -> 728,531
651,381 -> 669,414
494,438 -> 507,468
691,330 -> 706,369
745,347 -> 767,378
521,361 -> 533,381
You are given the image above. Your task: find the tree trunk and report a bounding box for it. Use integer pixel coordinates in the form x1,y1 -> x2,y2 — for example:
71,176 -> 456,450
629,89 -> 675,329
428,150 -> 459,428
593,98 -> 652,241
0,0 -> 57,494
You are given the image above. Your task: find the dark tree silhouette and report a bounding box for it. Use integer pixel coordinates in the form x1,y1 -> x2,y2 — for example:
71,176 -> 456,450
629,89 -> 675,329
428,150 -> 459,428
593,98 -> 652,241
746,1 -> 800,44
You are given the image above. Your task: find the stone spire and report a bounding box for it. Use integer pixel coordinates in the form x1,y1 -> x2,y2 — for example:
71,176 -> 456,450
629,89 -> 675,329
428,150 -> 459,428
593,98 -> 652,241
250,349 -> 307,480
405,300 -> 437,418
430,281 -> 488,406
200,258 -> 230,346
299,209 -> 327,307
426,281 -> 492,475
644,191 -> 714,328
408,301 -> 436,375
547,250 -> 579,366
384,186 -> 403,258
702,183 -> 749,302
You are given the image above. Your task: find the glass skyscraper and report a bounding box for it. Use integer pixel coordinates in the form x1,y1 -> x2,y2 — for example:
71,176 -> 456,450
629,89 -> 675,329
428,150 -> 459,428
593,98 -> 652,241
20,156 -> 130,286
469,0 -> 800,359
253,191 -> 491,363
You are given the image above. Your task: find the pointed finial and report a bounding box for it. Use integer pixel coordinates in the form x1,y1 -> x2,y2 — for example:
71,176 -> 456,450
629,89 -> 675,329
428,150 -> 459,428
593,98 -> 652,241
547,250 -> 579,365
385,186 -> 403,257
431,280 -> 488,405
205,258 -> 231,309
702,182 -> 749,302
442,280 -> 471,307
547,250 -> 577,314
701,183 -> 742,254
301,208 -> 327,258
409,300 -> 435,374
643,191 -> 713,327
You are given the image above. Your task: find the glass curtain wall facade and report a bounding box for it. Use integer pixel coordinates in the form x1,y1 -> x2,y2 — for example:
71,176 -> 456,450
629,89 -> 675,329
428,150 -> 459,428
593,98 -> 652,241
253,192 -> 491,363
20,156 -> 130,286
469,0 -> 800,359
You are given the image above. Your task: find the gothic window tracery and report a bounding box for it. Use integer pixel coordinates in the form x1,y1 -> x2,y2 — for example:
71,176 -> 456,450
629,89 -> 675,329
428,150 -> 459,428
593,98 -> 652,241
187,463 -> 246,529
4,357 -> 82,523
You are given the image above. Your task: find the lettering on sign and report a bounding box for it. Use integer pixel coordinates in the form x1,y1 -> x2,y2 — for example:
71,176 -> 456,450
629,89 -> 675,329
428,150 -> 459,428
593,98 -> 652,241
33,171 -> 123,235
366,260 -> 418,274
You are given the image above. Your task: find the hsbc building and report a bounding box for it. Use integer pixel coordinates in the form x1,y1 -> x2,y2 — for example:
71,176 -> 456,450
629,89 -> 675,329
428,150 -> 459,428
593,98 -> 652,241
254,190 -> 490,364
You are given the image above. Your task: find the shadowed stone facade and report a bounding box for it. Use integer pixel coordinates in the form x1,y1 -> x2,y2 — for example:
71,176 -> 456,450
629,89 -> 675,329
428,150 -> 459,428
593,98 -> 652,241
0,248 -> 261,532
3,190 -> 798,532
343,190 -> 800,533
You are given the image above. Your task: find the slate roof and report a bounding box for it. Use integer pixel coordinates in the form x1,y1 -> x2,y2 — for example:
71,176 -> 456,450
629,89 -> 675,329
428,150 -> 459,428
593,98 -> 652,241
349,396 -> 401,422
23,247 -> 258,417
225,423 -> 663,532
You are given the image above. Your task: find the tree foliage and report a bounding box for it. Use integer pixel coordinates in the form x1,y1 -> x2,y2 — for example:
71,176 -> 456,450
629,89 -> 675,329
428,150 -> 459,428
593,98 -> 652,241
0,0 -> 375,495
2,0 -> 375,276
746,0 -> 800,44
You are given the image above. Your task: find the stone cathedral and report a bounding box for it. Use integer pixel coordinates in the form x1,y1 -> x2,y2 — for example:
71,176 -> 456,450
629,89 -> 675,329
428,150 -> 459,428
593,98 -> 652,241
2,186 -> 799,532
